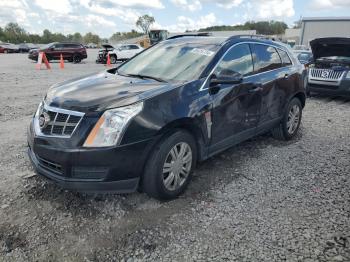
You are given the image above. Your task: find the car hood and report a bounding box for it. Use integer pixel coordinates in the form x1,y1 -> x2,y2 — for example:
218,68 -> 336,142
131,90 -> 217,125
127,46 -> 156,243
310,38 -> 350,60
44,70 -> 182,114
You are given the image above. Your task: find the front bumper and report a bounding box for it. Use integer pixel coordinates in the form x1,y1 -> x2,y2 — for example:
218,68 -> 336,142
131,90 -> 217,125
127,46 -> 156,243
27,121 -> 157,193
28,53 -> 38,61
308,79 -> 350,97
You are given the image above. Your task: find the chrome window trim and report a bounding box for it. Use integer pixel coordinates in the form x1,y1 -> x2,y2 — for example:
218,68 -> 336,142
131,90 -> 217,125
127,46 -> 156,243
34,102 -> 85,139
199,41 -> 294,91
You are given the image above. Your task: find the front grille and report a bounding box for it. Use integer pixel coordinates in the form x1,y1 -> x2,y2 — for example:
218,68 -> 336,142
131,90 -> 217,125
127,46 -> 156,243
37,155 -> 63,175
309,68 -> 344,80
37,104 -> 84,137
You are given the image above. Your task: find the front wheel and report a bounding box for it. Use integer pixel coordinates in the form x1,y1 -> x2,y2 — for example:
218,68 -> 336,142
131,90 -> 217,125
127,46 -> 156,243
142,130 -> 197,200
72,54 -> 81,63
272,97 -> 302,140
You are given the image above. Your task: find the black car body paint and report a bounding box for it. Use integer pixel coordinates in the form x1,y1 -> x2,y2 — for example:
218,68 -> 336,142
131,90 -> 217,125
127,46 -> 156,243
28,36 -> 306,193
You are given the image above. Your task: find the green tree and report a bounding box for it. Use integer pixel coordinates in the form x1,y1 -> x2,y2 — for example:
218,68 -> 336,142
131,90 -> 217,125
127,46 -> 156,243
72,32 -> 83,43
110,30 -> 143,42
199,20 -> 288,35
0,27 -> 4,42
136,15 -> 155,34
42,29 -> 53,43
83,32 -> 100,44
4,22 -> 27,43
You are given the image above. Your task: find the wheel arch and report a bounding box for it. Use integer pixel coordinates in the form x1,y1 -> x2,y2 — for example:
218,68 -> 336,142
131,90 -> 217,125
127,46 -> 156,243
292,91 -> 306,108
155,117 -> 207,162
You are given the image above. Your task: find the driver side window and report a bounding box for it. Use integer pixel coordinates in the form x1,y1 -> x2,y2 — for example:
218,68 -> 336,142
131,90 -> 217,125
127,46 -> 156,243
214,44 -> 254,77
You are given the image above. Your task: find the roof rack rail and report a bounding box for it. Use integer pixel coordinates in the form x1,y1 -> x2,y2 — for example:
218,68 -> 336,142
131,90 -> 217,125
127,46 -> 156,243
167,32 -> 212,40
227,34 -> 278,41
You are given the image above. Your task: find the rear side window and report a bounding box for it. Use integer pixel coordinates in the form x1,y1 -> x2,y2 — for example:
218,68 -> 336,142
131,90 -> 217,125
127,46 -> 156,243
54,44 -> 64,49
214,44 -> 254,76
64,44 -> 80,49
129,45 -> 139,49
277,49 -> 292,66
252,44 -> 282,73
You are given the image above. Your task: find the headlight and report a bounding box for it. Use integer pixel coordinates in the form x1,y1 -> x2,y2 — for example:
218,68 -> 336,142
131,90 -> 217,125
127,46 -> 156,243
346,71 -> 350,79
83,102 -> 143,147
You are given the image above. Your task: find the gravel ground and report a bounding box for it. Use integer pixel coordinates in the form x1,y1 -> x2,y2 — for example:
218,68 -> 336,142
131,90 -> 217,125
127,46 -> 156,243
0,51 -> 349,262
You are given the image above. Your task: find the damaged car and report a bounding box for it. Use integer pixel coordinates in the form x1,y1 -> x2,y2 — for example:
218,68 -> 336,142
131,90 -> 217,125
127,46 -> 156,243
95,44 -> 114,64
307,37 -> 350,96
28,35 -> 306,200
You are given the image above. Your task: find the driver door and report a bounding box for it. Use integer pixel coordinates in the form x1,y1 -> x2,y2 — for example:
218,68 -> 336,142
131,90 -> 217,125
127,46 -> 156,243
208,43 -> 262,153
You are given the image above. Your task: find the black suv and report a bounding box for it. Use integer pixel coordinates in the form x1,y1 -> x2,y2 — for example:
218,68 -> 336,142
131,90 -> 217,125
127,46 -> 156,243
28,42 -> 87,63
28,35 -> 306,200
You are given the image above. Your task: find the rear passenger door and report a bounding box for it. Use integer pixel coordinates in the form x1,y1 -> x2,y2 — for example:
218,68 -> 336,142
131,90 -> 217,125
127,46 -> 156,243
52,43 -> 64,59
250,44 -> 284,127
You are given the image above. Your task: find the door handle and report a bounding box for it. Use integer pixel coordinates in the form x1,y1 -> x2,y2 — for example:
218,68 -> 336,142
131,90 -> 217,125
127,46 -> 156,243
248,86 -> 263,93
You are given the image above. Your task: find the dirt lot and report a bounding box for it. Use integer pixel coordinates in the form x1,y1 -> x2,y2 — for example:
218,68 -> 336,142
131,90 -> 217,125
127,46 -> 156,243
0,51 -> 349,262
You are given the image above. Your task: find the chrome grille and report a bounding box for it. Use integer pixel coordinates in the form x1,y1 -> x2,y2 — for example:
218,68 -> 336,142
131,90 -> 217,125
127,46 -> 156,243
309,68 -> 344,80
308,68 -> 345,86
35,103 -> 84,138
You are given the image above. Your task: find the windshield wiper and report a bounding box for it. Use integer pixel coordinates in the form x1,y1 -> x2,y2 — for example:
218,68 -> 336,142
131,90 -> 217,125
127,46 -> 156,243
125,73 -> 167,83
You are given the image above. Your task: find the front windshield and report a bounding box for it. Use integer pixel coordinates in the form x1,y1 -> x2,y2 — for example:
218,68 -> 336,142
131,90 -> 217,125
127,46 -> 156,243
117,41 -> 219,82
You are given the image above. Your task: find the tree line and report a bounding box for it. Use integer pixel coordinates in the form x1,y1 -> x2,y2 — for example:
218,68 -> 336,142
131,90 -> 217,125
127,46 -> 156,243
0,23 -> 102,44
1,19 -> 291,45
198,20 -> 289,35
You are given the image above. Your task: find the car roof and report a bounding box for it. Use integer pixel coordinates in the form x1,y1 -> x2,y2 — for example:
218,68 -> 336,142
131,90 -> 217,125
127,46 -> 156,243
165,35 -> 290,50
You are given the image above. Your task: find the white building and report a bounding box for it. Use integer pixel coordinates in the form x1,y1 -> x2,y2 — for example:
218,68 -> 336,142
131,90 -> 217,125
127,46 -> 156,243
300,17 -> 350,46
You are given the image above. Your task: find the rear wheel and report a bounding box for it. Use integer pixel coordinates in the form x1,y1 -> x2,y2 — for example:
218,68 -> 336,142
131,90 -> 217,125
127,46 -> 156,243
272,97 -> 302,140
142,130 -> 197,200
110,55 -> 117,64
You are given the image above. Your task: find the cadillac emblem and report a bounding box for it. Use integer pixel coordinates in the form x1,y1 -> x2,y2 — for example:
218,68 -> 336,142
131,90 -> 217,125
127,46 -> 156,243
39,112 -> 50,129
321,70 -> 330,78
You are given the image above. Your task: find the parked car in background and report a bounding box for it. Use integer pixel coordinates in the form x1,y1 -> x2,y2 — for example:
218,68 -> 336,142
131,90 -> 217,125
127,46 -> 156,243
293,50 -> 313,65
18,43 -> 39,53
108,44 -> 144,63
28,42 -> 87,63
28,34 -> 306,200
95,44 -> 114,64
307,37 -> 350,97
0,43 -> 19,53
86,43 -> 97,48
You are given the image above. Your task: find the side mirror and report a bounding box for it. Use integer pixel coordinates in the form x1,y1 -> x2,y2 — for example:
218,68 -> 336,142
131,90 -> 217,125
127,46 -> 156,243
209,70 -> 243,95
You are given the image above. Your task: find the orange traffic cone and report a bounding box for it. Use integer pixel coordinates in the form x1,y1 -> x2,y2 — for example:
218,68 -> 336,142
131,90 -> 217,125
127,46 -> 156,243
36,52 -> 51,70
60,54 -> 64,69
106,53 -> 111,67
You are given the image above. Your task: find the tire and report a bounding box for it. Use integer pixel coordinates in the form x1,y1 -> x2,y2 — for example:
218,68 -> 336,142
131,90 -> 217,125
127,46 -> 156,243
142,130 -> 197,200
72,54 -> 81,63
271,97 -> 302,141
110,55 -> 117,64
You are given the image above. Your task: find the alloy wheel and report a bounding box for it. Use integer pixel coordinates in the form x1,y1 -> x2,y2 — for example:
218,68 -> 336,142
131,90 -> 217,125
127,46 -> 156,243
162,142 -> 192,191
287,104 -> 300,135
